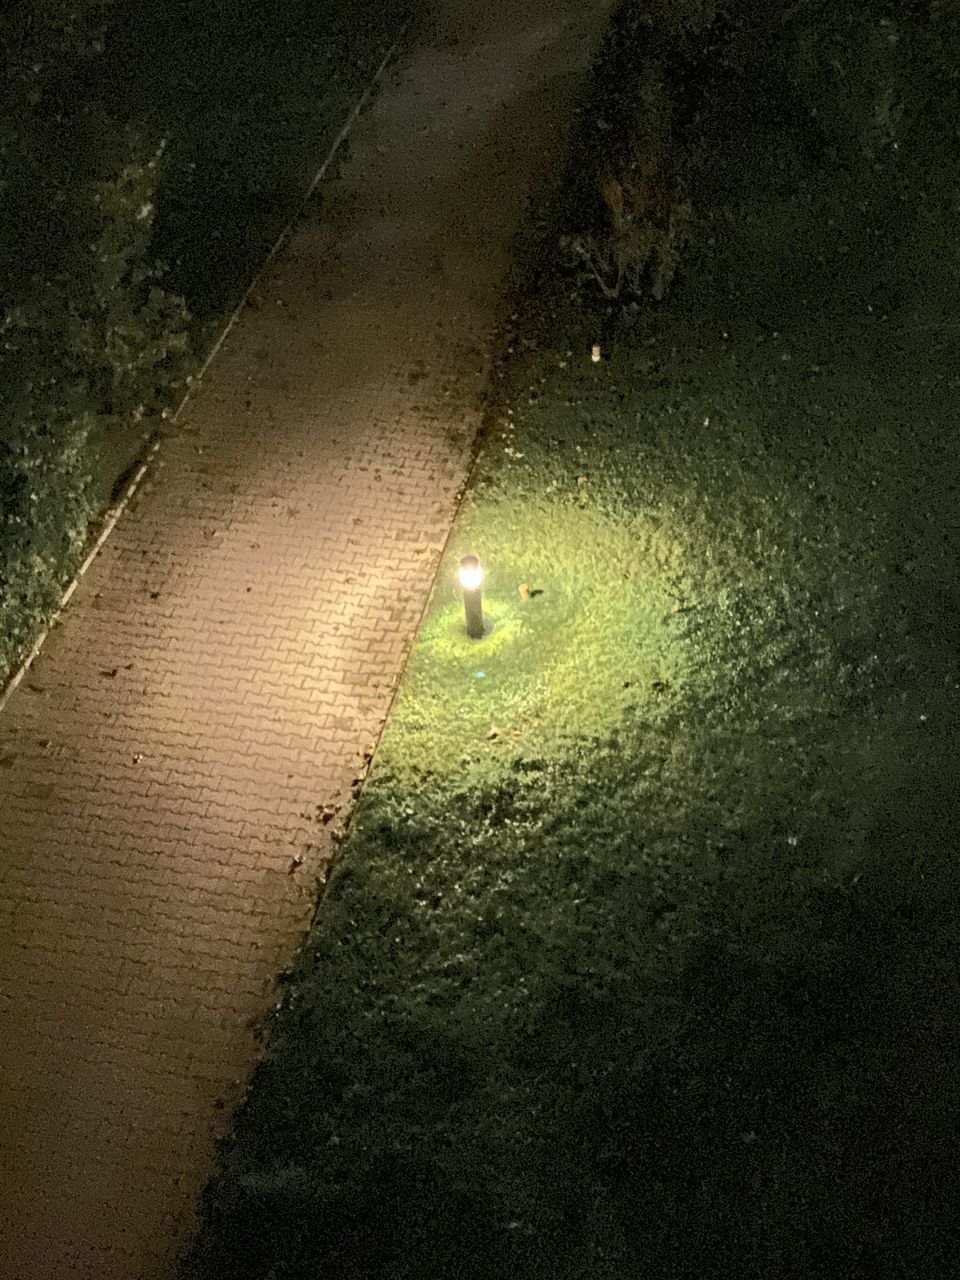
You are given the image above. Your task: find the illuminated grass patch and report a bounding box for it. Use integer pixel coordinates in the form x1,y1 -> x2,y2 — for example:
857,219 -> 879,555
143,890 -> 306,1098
385,497 -> 686,774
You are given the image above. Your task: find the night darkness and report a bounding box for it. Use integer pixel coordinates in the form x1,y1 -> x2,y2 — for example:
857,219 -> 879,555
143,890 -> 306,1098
2,2 -> 960,1278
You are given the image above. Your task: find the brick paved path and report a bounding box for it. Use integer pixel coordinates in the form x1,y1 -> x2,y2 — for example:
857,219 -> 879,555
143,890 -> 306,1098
0,3 -> 610,1277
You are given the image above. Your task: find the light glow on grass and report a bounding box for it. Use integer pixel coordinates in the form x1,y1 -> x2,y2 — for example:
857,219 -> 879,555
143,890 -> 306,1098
379,495 -> 690,777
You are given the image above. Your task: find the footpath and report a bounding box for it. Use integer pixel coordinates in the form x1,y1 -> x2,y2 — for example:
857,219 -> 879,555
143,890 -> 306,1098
0,1 -> 611,1275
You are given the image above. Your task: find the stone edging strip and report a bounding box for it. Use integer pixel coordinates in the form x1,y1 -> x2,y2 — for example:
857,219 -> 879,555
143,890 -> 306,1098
0,26 -> 408,718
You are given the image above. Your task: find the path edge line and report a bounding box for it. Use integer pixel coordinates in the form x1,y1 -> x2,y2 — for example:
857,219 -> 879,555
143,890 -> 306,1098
302,395 -> 497,937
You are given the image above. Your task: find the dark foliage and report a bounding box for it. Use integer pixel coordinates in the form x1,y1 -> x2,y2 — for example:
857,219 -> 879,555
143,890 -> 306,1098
0,0 -> 188,675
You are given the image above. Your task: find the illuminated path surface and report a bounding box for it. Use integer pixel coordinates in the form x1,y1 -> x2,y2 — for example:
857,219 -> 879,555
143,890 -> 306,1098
0,2 -> 612,1278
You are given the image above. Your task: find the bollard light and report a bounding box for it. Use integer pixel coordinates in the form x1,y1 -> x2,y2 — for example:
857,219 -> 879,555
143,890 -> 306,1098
458,554 -> 485,638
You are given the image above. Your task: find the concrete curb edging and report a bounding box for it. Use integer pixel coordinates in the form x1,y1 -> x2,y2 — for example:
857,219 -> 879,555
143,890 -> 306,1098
0,27 -> 408,718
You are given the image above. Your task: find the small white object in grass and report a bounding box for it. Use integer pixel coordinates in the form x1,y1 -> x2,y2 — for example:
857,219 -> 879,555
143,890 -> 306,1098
703,416 -> 710,427
591,343 -> 601,363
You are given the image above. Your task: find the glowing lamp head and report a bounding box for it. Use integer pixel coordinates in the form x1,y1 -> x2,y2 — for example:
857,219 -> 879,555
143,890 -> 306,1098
458,555 -> 483,591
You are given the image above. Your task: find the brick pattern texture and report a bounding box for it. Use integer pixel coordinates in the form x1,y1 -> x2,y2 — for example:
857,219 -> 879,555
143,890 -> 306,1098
0,3 -> 610,1276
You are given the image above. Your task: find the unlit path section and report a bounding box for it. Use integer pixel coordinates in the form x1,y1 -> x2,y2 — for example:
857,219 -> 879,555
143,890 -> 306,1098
0,3 -> 611,1277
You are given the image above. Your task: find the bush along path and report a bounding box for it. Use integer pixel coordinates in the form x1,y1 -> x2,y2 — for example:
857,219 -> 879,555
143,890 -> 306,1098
184,2 -> 960,1279
0,1 -> 612,1277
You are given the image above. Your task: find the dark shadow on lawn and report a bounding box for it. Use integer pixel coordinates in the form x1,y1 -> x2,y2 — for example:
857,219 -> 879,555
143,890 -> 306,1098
182,823 -> 960,1280
518,860 -> 960,1279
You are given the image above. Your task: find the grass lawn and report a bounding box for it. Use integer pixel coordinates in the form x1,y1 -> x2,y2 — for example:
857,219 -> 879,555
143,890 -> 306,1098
184,6 -> 960,1277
